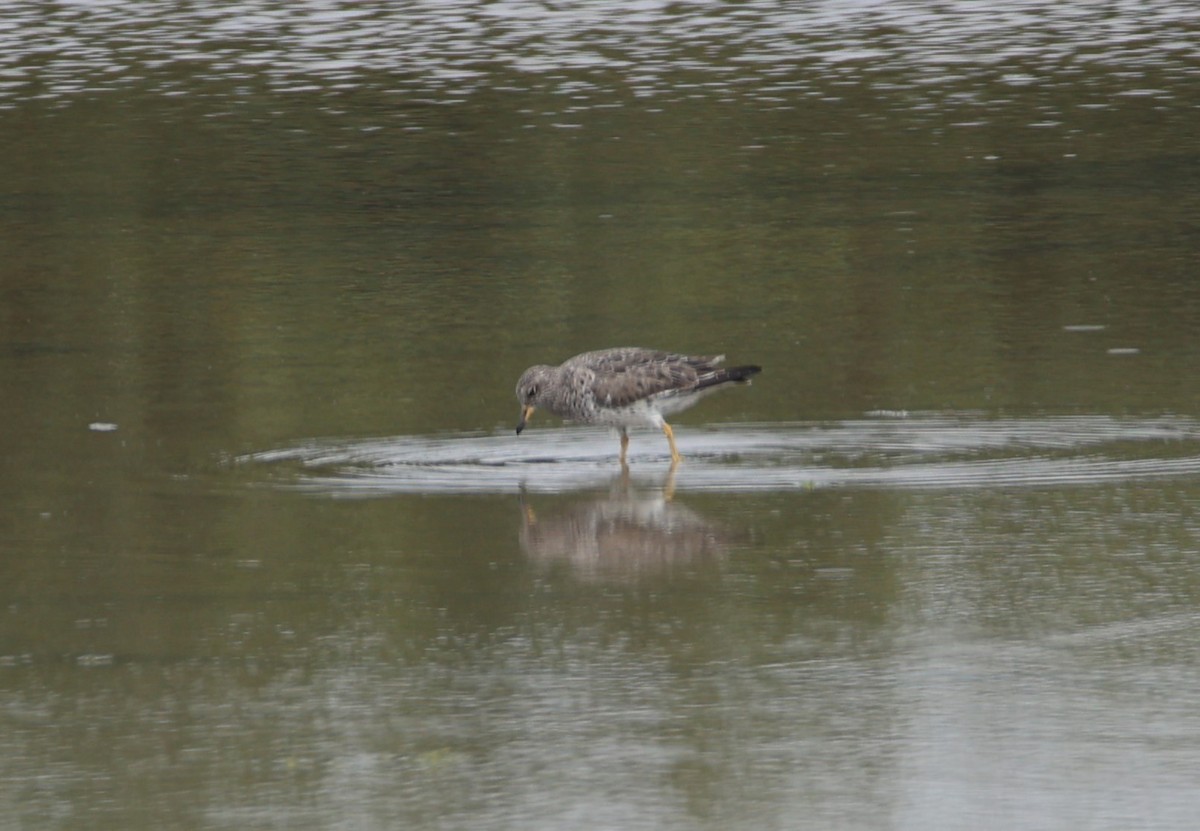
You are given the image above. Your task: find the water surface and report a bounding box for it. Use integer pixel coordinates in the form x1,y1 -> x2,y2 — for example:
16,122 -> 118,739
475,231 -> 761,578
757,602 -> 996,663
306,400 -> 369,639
3,2 -> 1200,829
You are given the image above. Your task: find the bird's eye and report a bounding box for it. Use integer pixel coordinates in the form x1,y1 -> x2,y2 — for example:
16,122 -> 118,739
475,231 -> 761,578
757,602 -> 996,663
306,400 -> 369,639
526,387 -> 538,400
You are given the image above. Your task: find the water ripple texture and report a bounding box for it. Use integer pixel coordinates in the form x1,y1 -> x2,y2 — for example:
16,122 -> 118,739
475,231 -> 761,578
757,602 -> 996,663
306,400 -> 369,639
237,414 -> 1200,496
1,1 -> 1196,105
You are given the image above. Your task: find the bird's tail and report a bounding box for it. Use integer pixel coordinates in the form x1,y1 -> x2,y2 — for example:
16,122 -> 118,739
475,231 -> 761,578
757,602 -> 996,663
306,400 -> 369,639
698,364 -> 762,390
726,365 -> 762,383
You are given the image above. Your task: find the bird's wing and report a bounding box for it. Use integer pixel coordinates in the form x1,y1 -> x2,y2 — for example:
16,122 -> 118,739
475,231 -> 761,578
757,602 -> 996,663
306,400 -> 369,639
578,351 -> 721,409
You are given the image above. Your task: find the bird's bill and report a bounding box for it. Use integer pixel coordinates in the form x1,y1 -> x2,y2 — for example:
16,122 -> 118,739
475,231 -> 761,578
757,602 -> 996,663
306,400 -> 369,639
516,404 -> 536,435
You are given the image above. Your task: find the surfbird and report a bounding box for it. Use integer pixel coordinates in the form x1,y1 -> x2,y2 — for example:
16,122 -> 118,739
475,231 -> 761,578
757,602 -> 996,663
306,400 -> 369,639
515,347 -> 762,465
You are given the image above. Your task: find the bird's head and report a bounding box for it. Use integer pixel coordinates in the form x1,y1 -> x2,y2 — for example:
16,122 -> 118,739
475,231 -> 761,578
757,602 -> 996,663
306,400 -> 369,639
515,365 -> 556,435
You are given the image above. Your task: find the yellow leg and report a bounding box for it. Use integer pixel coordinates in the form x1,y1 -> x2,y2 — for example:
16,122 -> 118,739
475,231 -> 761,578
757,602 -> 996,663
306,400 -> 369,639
661,422 -> 681,465
619,430 -> 630,467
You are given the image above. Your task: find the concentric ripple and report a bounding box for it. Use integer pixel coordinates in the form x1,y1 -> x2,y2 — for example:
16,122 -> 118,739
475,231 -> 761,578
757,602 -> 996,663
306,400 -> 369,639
237,414 -> 1200,496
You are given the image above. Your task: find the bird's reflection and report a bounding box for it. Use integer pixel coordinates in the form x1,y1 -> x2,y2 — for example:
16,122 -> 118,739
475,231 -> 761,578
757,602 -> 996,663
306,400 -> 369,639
518,470 -> 730,581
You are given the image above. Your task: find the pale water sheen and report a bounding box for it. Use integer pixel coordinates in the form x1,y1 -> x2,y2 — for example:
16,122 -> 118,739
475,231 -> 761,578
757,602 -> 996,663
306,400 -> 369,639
243,414 -> 1200,495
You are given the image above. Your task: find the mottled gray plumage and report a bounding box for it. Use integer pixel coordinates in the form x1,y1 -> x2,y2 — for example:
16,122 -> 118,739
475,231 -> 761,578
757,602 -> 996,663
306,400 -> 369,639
515,347 -> 762,464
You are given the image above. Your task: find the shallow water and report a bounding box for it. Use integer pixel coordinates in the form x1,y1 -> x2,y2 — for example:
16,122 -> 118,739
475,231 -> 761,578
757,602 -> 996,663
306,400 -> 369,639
243,414 -> 1200,495
4,1 -> 1200,829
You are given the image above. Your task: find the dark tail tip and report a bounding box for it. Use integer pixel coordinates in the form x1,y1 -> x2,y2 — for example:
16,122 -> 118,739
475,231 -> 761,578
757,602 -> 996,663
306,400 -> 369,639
727,365 -> 762,383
